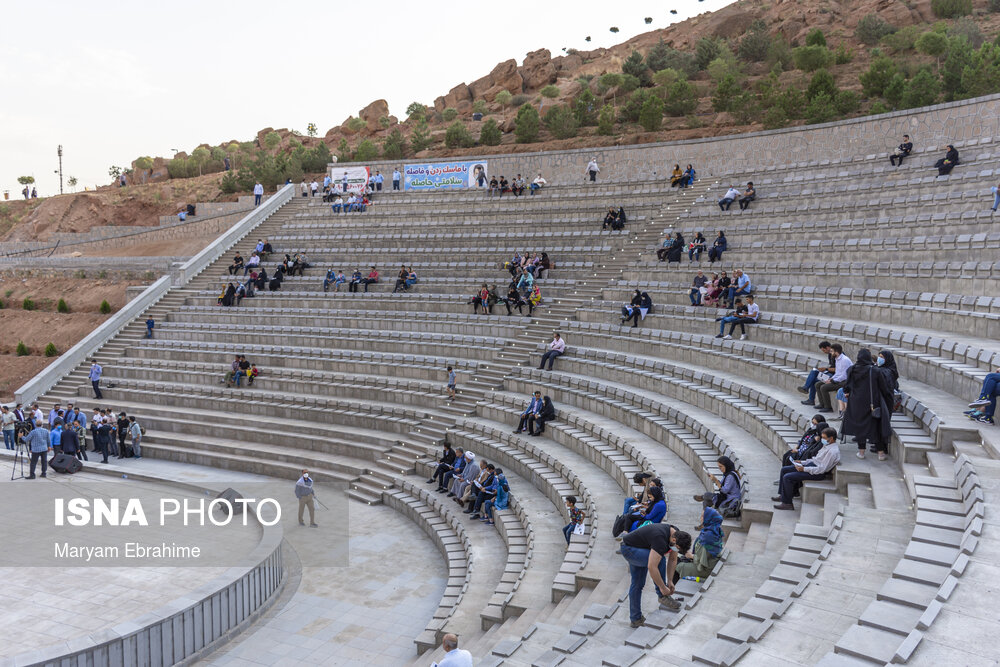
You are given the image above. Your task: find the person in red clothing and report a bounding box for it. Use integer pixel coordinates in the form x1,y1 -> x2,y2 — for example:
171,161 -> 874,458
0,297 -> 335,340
361,266 -> 379,292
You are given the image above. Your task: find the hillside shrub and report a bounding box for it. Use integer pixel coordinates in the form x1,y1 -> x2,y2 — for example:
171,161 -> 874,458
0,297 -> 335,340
762,106 -> 789,130
99,300 -> 112,314
514,104 -> 540,143
860,53 -> 898,96
478,119 -> 502,146
663,78 -> 699,116
884,73 -> 908,108
543,105 -> 579,139
597,104 -> 615,135
353,139 -> 379,161
442,108 -> 458,122
834,90 -> 860,114
793,45 -> 832,72
622,50 -> 652,86
57,298 -> 69,313
767,37 -> 794,70
619,89 -> 652,122
712,73 -> 740,112
472,99 -> 488,114
805,92 -> 836,124
44,343 -> 58,357
738,20 -> 771,63
903,69 -> 941,107
410,122 -> 432,153
806,69 -> 838,101
444,121 -> 474,148
834,44 -> 854,64
931,0 -> 971,18
381,128 -> 408,159
730,92 -> 761,125
510,94 -> 531,107
960,42 -> 1000,97
948,17 -> 985,49
881,25 -> 922,53
805,29 -> 827,48
15,341 -> 28,356
573,89 -> 598,126
695,37 -> 722,70
645,40 -> 672,73
638,95 -> 665,131
991,0 -> 1000,12
856,14 -> 896,46
22,297 -> 35,311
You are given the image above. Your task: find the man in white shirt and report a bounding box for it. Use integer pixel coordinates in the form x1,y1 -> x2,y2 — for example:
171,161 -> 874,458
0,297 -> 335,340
244,253 -> 260,275
253,182 -> 264,206
719,185 -> 741,211
723,294 -> 760,340
816,344 -> 852,412
310,180 -> 319,197
585,157 -> 600,182
331,196 -> 344,213
433,633 -> 472,667
32,404 -> 44,427
773,427 -> 841,509
538,333 -> 566,371
530,173 -> 547,195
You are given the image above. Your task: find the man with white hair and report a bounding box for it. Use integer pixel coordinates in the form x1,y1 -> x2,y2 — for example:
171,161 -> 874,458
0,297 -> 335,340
585,157 -> 600,182
448,452 -> 480,500
295,469 -> 318,527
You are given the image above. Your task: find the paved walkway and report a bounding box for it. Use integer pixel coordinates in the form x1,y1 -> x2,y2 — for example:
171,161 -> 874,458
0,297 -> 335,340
198,500 -> 445,667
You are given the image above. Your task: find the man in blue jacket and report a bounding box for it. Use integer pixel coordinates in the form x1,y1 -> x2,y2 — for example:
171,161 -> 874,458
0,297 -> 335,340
513,391 -> 543,433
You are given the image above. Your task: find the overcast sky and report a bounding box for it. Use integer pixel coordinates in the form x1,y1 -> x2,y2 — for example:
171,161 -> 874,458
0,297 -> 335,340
0,0 -> 734,197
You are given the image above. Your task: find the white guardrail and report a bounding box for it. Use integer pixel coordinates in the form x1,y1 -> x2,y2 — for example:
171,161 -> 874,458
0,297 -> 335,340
14,184 -> 294,404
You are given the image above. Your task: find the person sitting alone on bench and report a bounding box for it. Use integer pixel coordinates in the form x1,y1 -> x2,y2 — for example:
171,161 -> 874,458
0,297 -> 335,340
889,134 -> 912,167
693,455 -> 742,518
935,144 -> 959,176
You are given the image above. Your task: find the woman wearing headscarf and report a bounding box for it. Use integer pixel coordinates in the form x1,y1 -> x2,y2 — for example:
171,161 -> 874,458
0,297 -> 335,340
782,415 -> 829,469
628,485 -> 666,532
614,206 -> 627,230
878,349 -> 899,391
221,282 -> 237,307
675,506 -> 725,581
670,164 -> 684,187
841,348 -> 894,460
530,396 -> 555,436
666,232 -> 685,263
708,231 -> 727,263
693,456 -> 742,517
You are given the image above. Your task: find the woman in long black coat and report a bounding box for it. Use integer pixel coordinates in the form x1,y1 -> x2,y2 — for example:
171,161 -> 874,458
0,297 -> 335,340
531,396 -> 556,436
666,232 -> 685,263
841,348 -> 894,460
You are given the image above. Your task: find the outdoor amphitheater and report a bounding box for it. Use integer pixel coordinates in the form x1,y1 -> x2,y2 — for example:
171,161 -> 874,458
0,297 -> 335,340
3,94 -> 998,667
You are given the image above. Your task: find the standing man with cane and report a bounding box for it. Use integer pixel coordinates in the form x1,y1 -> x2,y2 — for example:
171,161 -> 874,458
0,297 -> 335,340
296,469 -> 318,527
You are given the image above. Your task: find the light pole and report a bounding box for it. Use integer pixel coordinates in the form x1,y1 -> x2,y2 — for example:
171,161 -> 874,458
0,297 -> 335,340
56,145 -> 64,195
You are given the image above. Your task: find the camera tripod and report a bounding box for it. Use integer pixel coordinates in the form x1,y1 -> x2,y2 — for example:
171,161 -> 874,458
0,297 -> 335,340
10,439 -> 27,480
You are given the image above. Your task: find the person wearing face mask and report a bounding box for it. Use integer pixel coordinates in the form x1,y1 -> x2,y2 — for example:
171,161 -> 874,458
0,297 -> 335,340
295,469 -> 318,527
841,349 -> 895,460
772,427 -> 841,509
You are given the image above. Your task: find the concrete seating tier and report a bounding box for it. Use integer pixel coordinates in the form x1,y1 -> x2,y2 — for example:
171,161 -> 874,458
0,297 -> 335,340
552,317 -> 940,466
673,210 -> 999,244
237,275 -> 591,298
183,291 -> 556,316
692,499 -> 845,667
126,340 -> 494,386
240,245 -> 612,265
382,481 -> 475,653
444,420 -> 599,601
169,305 -> 531,337
625,258 -> 1000,295
278,215 -> 648,235
608,280 -> 1000,341
501,369 -> 753,503
813,451 -> 983,665
86,379 -> 432,437
219,260 -> 596,279
588,298 -> 998,411
650,232 -> 1000,263
270,227 -> 624,245
476,394 -> 650,494
134,322 -> 511,361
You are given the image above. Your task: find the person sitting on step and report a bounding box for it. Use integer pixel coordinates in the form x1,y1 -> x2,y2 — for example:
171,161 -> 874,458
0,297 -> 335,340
707,230 -> 728,263
392,265 -> 409,293
693,456 -> 742,518
538,332 -> 565,370
966,365 -> 1000,426
781,415 -> 830,472
738,181 -> 756,210
627,485 -> 666,532
530,396 -> 555,436
513,391 -> 543,434
602,207 -> 618,230
621,290 -> 653,328
437,447 -> 466,492
935,144 -> 959,176
675,506 -> 725,582
462,463 -> 495,514
480,469 -> 509,525
227,252 -> 244,275
772,427 -> 841,510
449,452 -> 480,500
723,294 -> 759,340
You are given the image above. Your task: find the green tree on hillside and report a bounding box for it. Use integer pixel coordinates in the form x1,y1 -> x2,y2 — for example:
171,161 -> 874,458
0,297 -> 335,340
514,104 -> 540,143
638,95 -> 664,131
382,128 -> 409,159
597,104 -> 615,135
494,90 -> 513,121
263,131 -> 281,152
622,50 -> 652,86
134,156 -> 154,183
479,118 -> 502,146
